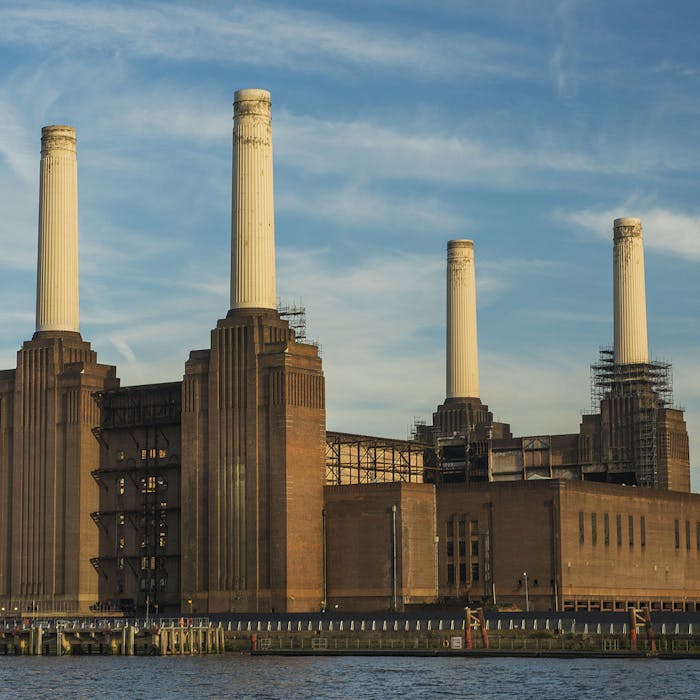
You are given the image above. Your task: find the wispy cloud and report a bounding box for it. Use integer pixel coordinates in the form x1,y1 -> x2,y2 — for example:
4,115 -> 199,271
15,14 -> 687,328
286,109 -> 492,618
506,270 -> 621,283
278,185 -> 469,235
0,1 -> 515,78
561,206 -> 700,260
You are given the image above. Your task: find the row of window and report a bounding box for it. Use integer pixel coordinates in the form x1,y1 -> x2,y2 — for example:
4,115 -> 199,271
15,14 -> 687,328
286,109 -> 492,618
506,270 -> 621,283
578,512 -> 700,551
447,562 -> 480,586
114,475 -> 168,496
579,512 -> 645,547
116,449 -> 168,462
446,540 -> 479,558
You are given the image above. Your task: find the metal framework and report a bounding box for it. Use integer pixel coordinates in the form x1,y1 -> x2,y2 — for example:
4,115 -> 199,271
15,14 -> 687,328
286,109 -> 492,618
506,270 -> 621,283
590,347 -> 673,411
589,347 -> 675,488
325,431 -> 427,485
90,384 -> 181,611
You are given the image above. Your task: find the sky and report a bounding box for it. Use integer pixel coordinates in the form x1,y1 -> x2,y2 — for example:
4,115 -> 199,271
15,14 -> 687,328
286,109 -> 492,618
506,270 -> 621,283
1,1 -> 700,486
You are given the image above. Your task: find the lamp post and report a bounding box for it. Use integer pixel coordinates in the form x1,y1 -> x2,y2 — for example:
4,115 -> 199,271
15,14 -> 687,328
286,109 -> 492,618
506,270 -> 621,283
523,572 -> 529,612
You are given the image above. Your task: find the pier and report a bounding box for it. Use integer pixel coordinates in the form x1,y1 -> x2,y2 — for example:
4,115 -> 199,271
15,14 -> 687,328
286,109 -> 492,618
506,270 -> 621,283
0,619 -> 225,656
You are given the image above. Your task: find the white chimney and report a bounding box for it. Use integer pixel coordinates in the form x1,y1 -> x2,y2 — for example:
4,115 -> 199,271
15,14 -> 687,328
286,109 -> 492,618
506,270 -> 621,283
446,239 -> 479,399
613,217 -> 648,365
35,126 -> 79,333
230,88 -> 276,310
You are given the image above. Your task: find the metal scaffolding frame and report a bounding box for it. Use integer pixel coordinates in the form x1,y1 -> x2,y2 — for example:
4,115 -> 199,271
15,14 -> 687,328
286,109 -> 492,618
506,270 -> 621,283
325,431 -> 428,485
589,347 -> 675,488
590,347 -> 674,412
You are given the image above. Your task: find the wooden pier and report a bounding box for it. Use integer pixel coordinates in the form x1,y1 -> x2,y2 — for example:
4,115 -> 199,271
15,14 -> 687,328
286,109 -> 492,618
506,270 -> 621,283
0,621 -> 225,656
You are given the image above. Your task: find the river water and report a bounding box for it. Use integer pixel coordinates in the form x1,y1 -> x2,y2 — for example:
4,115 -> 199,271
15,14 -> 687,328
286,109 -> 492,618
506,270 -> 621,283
1,655 -> 698,699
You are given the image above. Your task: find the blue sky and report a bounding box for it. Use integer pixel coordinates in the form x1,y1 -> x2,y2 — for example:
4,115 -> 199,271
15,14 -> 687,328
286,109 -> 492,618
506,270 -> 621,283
1,1 -> 700,486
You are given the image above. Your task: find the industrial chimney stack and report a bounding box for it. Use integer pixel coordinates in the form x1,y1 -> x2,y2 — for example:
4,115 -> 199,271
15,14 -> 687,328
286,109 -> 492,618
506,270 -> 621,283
230,88 -> 276,311
446,239 -> 479,399
35,125 -> 80,333
613,217 -> 648,365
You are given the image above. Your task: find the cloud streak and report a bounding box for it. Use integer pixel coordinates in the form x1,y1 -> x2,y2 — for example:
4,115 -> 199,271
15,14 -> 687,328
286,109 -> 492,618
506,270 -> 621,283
562,206 -> 700,260
0,1 -> 515,78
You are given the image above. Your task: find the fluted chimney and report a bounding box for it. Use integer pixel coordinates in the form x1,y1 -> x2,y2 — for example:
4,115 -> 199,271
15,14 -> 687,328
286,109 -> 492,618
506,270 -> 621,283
446,239 -> 479,399
35,125 -> 79,333
230,88 -> 276,310
613,217 -> 648,365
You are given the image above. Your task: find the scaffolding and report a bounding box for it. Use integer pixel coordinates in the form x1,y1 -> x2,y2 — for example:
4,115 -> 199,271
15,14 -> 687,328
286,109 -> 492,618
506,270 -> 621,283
278,302 -> 322,355
589,347 -> 674,488
326,431 -> 427,485
278,303 -> 308,341
590,347 -> 673,412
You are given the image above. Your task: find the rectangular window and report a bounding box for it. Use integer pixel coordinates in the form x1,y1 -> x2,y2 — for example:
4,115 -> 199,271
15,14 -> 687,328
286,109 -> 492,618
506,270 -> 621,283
458,541 -> 466,557
459,563 -> 467,583
628,515 -> 634,546
471,563 -> 480,582
686,520 -> 691,551
616,515 -> 622,547
591,513 -> 597,546
118,477 -> 125,496
675,519 -> 680,549
117,450 -> 125,462
696,522 -> 700,551
158,449 -> 167,459
604,514 -> 610,546
446,520 -> 454,538
458,520 -> 466,538
446,541 -> 454,558
640,516 -> 646,547
447,564 -> 455,585
471,540 -> 479,557
578,512 -> 584,544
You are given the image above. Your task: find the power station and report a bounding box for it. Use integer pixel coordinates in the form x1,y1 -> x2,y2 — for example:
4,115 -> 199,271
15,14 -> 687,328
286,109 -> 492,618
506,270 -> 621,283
0,89 -> 698,616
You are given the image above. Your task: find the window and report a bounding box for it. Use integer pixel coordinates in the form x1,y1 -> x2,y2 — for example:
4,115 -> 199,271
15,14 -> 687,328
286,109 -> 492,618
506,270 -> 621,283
117,451 -> 125,462
628,515 -> 634,546
604,513 -> 610,546
578,512 -> 585,544
686,521 -> 691,551
140,449 -> 147,461
459,563 -> 467,584
446,520 -> 454,538
118,536 -> 125,550
458,520 -> 466,538
447,564 -> 455,585
640,516 -> 646,547
616,515 -> 622,547
140,475 -> 167,493
675,519 -> 680,549
696,522 -> 700,551
471,563 -> 479,582
591,513 -> 597,546
158,449 -> 167,459
446,541 -> 454,558
471,540 -> 479,557
458,541 -> 466,557
118,477 -> 125,496
118,512 -> 125,526
117,557 -> 124,571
